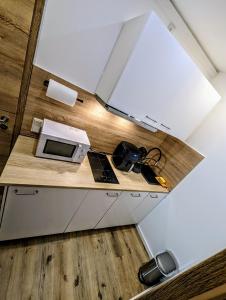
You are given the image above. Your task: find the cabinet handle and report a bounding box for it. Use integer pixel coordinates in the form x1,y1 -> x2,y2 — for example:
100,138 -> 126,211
106,192 -> 119,197
160,123 -> 171,130
145,115 -> 157,123
150,194 -> 158,199
0,116 -> 9,130
14,189 -> 39,196
130,193 -> 141,197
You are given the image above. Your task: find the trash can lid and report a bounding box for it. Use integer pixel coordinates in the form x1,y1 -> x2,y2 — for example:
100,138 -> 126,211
156,252 -> 177,276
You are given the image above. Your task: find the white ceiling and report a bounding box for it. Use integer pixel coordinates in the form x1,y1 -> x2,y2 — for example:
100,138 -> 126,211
173,0 -> 226,72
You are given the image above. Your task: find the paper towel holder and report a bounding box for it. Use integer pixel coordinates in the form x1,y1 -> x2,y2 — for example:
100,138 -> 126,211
43,80 -> 83,103
43,80 -> 50,87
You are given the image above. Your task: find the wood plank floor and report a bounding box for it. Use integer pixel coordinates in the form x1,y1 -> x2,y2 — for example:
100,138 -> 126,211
0,226 -> 149,300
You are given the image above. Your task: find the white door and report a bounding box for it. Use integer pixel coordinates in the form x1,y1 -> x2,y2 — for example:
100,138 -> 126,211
132,192 -> 167,223
95,191 -> 148,229
65,190 -> 120,232
107,12 -> 220,140
0,186 -> 88,240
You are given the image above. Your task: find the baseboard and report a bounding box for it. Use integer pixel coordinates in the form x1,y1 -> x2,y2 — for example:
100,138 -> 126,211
136,224 -> 154,259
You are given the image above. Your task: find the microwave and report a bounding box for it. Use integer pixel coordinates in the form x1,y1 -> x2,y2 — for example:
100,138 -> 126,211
36,119 -> 90,163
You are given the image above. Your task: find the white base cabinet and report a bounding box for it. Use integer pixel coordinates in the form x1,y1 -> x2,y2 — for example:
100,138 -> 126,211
0,186 -> 167,240
65,190 -> 120,232
0,186 -> 88,240
95,191 -> 148,229
132,192 -> 166,223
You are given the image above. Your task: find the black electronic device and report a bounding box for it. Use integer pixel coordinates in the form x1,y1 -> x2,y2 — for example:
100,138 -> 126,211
112,141 -> 143,172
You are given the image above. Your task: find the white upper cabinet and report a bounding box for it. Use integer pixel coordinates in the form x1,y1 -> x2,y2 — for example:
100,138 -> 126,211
96,12 -> 220,140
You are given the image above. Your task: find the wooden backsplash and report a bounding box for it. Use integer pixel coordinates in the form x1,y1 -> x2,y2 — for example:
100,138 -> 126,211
0,0 -> 35,174
21,65 -> 203,189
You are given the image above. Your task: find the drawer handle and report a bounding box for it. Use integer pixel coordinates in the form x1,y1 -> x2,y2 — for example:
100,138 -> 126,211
160,123 -> 171,130
145,115 -> 157,123
130,193 -> 141,197
106,192 -> 119,197
150,194 -> 158,199
14,189 -> 39,196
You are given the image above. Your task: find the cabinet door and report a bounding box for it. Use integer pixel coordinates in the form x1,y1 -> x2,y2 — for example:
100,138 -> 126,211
132,192 -> 167,223
65,190 -> 120,232
107,12 -> 220,140
0,186 -> 88,240
95,191 -> 148,229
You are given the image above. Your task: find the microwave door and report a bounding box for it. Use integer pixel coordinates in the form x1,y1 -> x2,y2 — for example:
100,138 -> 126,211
43,139 -> 76,158
36,134 -> 89,163
44,141 -> 82,162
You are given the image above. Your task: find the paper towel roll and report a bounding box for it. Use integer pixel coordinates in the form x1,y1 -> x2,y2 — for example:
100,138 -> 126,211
46,79 -> 78,107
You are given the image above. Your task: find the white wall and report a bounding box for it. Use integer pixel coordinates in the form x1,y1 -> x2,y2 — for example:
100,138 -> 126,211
139,72 -> 226,271
138,199 -> 170,258
34,0 -> 122,93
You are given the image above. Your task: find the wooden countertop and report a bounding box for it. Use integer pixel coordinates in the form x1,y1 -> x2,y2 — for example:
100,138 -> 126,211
0,136 -> 168,193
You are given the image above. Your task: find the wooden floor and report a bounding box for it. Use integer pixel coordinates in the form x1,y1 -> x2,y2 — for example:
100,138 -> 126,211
0,226 -> 149,300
